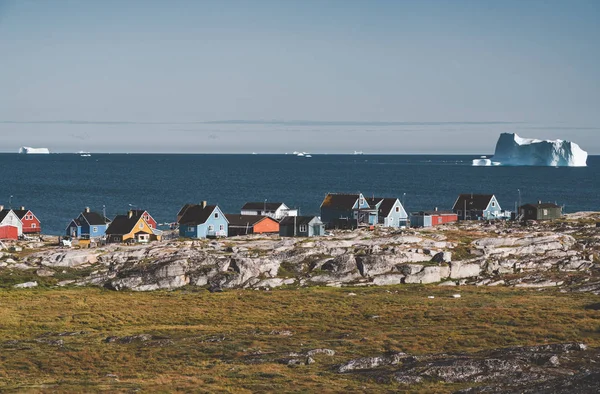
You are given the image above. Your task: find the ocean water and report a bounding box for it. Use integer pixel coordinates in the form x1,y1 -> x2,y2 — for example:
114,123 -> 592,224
1,153 -> 598,235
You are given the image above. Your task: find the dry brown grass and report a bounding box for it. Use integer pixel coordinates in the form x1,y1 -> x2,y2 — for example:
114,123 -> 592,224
1,285 -> 599,392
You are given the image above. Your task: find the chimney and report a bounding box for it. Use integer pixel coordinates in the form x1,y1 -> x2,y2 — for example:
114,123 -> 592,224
20,206 -> 25,211
0,205 -> 4,211
128,210 -> 133,219
538,200 -> 542,205
85,207 -> 90,213
435,207 -> 438,212
201,201 -> 207,208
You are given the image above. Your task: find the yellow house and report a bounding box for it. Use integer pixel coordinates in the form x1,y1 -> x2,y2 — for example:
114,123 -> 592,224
105,210 -> 162,243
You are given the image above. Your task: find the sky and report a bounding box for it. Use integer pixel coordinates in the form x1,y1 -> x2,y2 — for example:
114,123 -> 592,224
0,0 -> 599,153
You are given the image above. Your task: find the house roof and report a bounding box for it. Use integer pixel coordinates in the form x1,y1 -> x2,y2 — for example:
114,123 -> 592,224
106,213 -> 146,235
366,197 -> 399,217
177,204 -> 193,218
241,202 -> 285,211
0,209 -> 11,222
80,211 -> 110,225
225,214 -> 273,227
279,215 -> 321,226
12,209 -> 31,220
453,194 -> 495,211
179,204 -> 220,226
321,193 -> 362,210
521,202 -> 561,209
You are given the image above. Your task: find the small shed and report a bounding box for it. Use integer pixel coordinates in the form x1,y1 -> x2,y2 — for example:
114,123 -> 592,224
279,216 -> 324,237
520,202 -> 562,221
225,214 -> 279,236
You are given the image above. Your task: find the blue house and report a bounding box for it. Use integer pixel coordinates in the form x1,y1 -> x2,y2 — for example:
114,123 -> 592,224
66,207 -> 111,239
452,194 -> 506,220
366,197 -> 408,227
178,202 -> 228,239
320,193 -> 376,229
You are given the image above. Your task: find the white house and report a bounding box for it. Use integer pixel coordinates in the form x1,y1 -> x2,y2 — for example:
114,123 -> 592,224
240,202 -> 298,220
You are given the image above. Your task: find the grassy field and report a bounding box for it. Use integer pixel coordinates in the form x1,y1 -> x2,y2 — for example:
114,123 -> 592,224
1,285 -> 600,393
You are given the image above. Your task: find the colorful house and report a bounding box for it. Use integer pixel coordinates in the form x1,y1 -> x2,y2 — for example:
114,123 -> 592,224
129,209 -> 158,229
178,202 -> 228,239
225,214 -> 280,237
366,197 -> 408,228
320,193 -> 376,229
0,208 -> 23,240
520,202 -> 563,221
279,216 -> 325,237
240,202 -> 298,220
452,194 -> 506,220
411,210 -> 458,228
66,207 -> 111,239
12,206 -> 41,234
105,210 -> 161,243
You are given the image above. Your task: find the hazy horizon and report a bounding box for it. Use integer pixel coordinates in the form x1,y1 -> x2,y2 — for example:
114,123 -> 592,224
1,0 -> 599,153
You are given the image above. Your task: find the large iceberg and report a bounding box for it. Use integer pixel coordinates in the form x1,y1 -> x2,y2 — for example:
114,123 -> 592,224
473,133 -> 588,167
19,146 -> 50,154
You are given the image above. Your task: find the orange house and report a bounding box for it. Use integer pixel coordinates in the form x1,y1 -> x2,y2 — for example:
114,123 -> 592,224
225,214 -> 279,237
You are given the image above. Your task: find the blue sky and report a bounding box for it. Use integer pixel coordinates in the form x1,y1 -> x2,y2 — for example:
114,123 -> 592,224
0,0 -> 599,153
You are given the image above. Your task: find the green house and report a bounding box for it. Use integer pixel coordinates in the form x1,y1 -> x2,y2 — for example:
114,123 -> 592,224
520,202 -> 562,221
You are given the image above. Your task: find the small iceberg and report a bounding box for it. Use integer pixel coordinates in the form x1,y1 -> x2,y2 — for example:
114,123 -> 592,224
19,146 -> 50,154
472,156 -> 501,166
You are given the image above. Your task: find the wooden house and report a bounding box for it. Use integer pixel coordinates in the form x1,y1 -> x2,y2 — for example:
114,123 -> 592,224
366,197 -> 408,228
225,214 -> 279,237
452,194 -> 506,220
240,202 -> 298,220
0,208 -> 23,240
129,209 -> 158,229
520,202 -> 562,221
178,201 -> 228,239
279,216 -> 325,237
105,210 -> 161,243
12,206 -> 41,234
411,210 -> 458,227
320,193 -> 376,229
66,207 -> 111,239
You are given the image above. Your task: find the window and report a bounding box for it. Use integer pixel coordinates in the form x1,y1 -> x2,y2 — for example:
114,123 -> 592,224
219,224 -> 224,231
299,224 -> 308,232
359,197 -> 364,206
139,222 -> 144,229
26,214 -> 33,220
491,201 -> 496,207
389,218 -> 393,223
457,210 -> 462,216
214,212 -> 219,219
208,225 -> 214,231
395,207 -> 400,212
188,226 -> 194,232
92,226 -> 98,232
543,209 -> 548,216
31,223 -> 36,228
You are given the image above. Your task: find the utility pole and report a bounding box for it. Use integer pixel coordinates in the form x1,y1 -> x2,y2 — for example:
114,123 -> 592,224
9,195 -> 13,209
517,189 -> 521,219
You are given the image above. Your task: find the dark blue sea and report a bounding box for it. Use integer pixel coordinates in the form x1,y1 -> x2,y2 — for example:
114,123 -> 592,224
1,153 -> 598,235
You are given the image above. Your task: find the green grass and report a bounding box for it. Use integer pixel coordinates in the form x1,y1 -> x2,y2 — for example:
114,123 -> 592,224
1,286 -> 599,392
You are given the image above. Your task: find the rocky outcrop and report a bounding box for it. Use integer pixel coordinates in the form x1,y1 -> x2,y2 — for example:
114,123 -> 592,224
4,218 -> 600,291
338,343 -> 599,392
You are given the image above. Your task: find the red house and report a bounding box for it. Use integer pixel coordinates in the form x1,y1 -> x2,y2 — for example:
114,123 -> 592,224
411,210 -> 458,227
13,207 -> 42,234
131,210 -> 158,229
